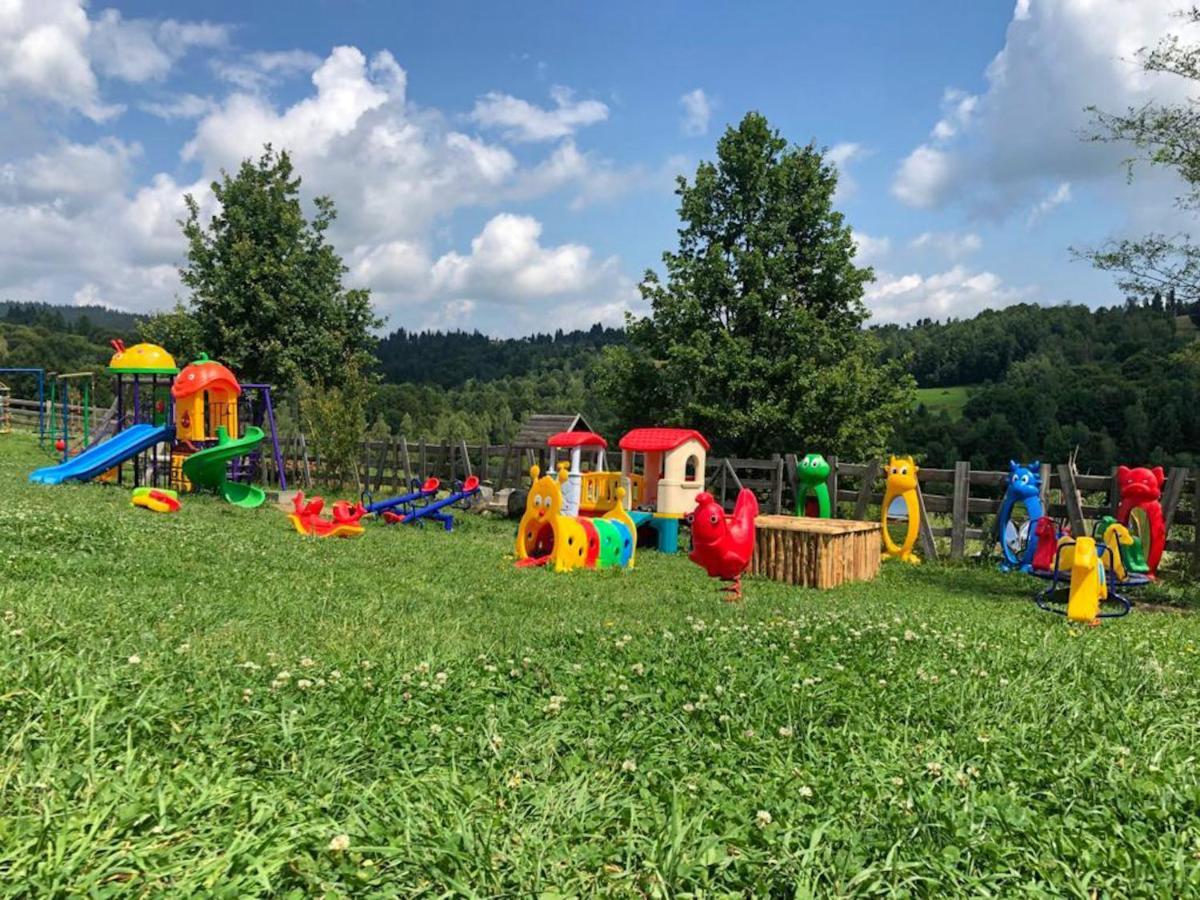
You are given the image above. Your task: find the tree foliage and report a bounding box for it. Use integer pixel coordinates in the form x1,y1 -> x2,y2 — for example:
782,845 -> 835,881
180,146 -> 380,391
1077,7 -> 1200,302
602,112 -> 913,457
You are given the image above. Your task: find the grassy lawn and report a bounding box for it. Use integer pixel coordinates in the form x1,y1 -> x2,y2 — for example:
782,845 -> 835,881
915,386 -> 971,420
4,432 -> 1200,896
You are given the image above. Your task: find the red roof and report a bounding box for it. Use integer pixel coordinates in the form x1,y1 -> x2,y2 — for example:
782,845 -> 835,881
171,357 -> 241,399
547,430 -> 607,449
619,427 -> 710,452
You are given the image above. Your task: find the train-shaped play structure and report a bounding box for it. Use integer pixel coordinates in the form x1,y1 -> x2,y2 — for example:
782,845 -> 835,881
513,426 -> 710,570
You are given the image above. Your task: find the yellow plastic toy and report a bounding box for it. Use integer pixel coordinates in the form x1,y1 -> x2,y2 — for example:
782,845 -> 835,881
1065,536 -> 1105,623
515,464 -> 637,572
881,455 -> 921,564
131,487 -> 181,513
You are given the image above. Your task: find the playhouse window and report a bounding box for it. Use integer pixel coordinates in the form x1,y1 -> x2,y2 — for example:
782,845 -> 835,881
684,454 -> 700,482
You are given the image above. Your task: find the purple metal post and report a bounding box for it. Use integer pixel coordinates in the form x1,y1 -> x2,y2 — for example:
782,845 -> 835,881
241,384 -> 287,491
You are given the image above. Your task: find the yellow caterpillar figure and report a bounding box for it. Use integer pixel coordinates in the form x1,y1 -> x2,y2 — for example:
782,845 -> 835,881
881,455 -> 921,565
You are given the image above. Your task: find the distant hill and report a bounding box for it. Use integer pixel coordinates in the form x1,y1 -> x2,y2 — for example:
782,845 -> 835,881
375,324 -> 625,388
0,300 -> 143,337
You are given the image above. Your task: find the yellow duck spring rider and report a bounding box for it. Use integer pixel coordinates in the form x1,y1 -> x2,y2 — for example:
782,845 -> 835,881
881,455 -> 921,564
515,463 -> 637,571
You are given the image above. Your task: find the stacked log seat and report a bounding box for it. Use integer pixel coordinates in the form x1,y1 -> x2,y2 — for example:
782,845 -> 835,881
751,516 -> 881,589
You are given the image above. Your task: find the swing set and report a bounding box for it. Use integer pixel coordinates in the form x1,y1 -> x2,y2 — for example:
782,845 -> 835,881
46,371 -> 96,461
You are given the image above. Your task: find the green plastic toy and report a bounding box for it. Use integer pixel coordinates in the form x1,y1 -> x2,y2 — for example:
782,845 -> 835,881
1096,515 -> 1150,575
795,453 -> 832,518
181,425 -> 267,509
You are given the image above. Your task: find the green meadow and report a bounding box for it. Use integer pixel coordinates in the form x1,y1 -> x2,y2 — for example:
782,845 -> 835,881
3,432 -> 1200,896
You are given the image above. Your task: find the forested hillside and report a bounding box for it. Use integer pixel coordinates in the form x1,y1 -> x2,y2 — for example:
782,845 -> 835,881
882,301 -> 1200,469
375,324 -> 624,387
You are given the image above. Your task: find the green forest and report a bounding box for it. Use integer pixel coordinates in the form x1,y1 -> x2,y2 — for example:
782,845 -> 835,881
4,296 -> 1200,470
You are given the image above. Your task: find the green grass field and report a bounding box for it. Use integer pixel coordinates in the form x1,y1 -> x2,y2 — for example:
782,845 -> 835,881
4,433 -> 1200,896
914,386 -> 971,420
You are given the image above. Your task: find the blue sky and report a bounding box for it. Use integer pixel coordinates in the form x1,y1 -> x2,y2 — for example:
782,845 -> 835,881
0,1 -> 1192,334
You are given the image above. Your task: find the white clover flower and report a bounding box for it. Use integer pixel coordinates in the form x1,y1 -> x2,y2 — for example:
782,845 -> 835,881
127,654 -> 141,665
621,759 -> 637,772
755,810 -> 773,828
798,785 -> 814,798
328,834 -> 350,852
778,726 -> 794,739
297,679 -> 313,690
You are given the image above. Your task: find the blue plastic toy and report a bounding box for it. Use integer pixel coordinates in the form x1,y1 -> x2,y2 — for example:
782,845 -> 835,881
362,477 -> 440,516
375,476 -> 481,531
997,460 -> 1043,572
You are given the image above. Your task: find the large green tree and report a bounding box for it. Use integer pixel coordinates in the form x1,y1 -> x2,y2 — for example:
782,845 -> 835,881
602,112 -> 913,458
178,146 -> 380,390
1078,8 -> 1200,303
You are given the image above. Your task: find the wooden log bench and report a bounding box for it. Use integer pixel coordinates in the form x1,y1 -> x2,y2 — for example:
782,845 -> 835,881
751,516 -> 882,589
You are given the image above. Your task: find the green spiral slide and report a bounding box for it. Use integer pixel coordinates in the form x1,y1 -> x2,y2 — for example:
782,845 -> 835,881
181,426 -> 267,508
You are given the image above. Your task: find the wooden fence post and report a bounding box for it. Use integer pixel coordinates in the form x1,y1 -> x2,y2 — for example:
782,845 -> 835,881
400,436 -> 412,486
1192,469 -> 1200,574
783,452 -> 798,514
1162,466 -> 1188,531
459,439 -> 472,477
916,481 -> 939,562
298,432 -> 313,489
1057,462 -> 1087,537
719,459 -> 728,508
951,460 -> 970,559
853,459 -> 880,521
827,455 -> 839,518
419,438 -> 428,478
771,453 -> 784,515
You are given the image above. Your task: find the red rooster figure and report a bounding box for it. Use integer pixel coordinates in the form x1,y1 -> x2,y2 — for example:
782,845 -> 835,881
687,489 -> 759,601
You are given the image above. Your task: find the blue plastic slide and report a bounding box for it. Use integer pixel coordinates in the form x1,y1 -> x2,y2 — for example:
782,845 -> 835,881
29,424 -> 173,485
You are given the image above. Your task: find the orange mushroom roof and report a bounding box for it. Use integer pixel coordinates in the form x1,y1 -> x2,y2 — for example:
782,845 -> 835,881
171,354 -> 241,399
619,427 -> 710,452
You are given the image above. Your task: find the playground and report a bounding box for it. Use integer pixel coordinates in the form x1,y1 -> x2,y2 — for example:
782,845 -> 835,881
4,432 -> 1200,896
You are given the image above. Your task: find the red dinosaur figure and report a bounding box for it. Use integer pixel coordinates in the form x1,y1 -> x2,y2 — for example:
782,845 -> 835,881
1115,465 -> 1165,575
687,488 -> 758,601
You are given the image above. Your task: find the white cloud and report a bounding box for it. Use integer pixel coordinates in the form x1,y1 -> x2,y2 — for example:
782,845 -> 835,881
469,84 -> 608,142
89,9 -> 229,83
139,93 -> 218,120
827,142 -> 869,200
679,88 -> 713,137
1027,181 -> 1072,226
211,49 -> 323,92
892,145 -> 956,209
350,213 -> 639,333
0,0 -> 228,121
0,0 -> 115,120
892,0 -> 1193,214
866,265 -> 1029,324
852,231 -> 891,265
0,42 -> 647,335
909,230 -> 983,259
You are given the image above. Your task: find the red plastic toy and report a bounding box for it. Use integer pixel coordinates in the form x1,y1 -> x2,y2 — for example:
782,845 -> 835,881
1115,465 -> 1166,576
288,491 -> 367,538
1029,516 -> 1065,573
686,488 -> 758,601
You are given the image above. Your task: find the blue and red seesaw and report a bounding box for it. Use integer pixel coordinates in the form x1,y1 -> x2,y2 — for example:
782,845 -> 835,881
362,475 -> 481,531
